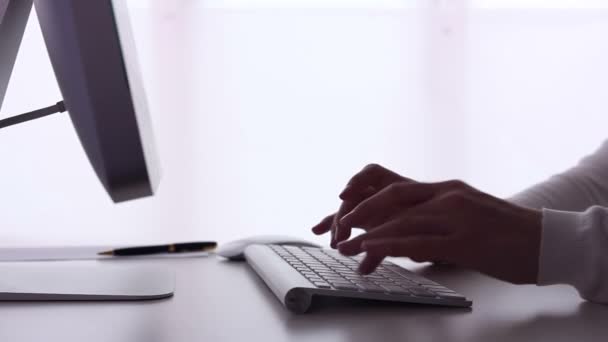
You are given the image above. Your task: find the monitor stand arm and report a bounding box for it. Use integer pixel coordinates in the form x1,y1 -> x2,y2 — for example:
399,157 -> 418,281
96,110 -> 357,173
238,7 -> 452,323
0,100 -> 65,129
1,0 -> 66,131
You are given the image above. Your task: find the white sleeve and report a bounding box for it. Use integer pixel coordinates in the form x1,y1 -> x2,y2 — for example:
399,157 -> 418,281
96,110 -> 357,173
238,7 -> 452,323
510,140 -> 608,211
510,140 -> 608,303
539,207 -> 608,303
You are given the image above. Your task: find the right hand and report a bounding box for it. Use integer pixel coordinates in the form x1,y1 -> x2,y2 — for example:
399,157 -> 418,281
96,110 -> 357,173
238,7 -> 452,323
311,164 -> 411,248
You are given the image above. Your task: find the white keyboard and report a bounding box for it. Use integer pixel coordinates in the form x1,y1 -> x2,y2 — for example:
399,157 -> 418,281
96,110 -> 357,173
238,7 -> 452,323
244,244 -> 472,313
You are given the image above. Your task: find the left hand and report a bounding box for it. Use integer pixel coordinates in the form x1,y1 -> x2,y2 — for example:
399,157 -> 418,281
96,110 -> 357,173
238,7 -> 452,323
313,170 -> 543,284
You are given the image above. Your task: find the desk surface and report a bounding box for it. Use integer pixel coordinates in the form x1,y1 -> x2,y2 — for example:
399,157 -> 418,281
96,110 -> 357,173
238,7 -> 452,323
0,256 -> 606,341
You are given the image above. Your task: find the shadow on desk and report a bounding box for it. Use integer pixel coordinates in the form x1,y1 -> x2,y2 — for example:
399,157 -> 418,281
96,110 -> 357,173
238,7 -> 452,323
0,298 -> 169,342
417,264 -> 608,340
244,261 -> 608,342
471,302 -> 608,342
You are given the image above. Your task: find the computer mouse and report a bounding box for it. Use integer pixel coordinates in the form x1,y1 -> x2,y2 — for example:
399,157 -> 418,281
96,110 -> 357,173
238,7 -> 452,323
216,235 -> 321,261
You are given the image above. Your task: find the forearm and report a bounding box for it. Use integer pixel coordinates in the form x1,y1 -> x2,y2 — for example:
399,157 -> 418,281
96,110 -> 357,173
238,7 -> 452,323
510,140 -> 608,302
511,173 -> 608,211
510,140 -> 608,211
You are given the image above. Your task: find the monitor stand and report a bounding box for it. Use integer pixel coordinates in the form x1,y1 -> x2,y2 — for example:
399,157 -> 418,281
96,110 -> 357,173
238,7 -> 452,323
0,265 -> 174,301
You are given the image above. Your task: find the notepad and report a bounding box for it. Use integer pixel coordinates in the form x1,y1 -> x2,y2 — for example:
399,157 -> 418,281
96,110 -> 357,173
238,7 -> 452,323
0,246 -> 211,262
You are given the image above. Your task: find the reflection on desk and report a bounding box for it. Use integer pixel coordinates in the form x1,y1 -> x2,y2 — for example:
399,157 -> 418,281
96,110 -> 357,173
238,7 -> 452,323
0,257 -> 606,342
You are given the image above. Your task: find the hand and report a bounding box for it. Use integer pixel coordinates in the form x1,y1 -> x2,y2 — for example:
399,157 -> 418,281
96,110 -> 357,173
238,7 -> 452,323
311,164 -> 410,248
312,165 -> 543,284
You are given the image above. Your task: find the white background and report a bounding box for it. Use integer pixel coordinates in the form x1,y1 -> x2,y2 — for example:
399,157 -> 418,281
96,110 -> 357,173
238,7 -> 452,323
0,0 -> 607,247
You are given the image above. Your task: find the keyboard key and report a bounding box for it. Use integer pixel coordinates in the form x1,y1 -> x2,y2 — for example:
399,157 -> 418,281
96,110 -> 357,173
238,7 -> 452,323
316,270 -> 336,275
435,291 -> 465,299
434,291 -> 465,300
386,266 -> 441,286
325,278 -> 348,284
434,289 -> 458,295
313,282 -> 332,289
363,287 -> 387,294
374,280 -> 397,286
407,288 -> 437,297
423,285 -> 450,292
334,283 -> 360,291
333,266 -> 350,270
339,270 -> 360,275
318,274 -> 339,279
306,262 -> 323,266
380,285 -> 411,295
311,265 -> 331,269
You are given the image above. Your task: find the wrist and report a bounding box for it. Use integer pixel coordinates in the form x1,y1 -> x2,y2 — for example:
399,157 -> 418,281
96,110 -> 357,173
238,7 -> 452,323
524,207 -> 543,283
508,203 -> 543,284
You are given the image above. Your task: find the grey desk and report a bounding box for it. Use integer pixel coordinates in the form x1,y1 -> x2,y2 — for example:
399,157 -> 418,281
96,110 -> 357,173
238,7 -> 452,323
0,256 -> 606,341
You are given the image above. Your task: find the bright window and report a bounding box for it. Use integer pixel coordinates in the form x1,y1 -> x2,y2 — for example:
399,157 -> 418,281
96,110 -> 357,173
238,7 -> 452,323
3,0 -> 607,245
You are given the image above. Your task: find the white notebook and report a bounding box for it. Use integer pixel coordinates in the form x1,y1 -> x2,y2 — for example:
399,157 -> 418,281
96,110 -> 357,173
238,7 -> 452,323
0,264 -> 175,301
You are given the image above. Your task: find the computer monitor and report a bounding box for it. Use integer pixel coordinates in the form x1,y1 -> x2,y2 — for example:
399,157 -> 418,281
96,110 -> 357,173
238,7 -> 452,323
0,0 -> 171,301
0,0 -> 159,203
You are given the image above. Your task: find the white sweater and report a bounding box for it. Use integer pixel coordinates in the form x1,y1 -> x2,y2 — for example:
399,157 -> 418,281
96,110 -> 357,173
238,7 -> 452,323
511,140 -> 608,303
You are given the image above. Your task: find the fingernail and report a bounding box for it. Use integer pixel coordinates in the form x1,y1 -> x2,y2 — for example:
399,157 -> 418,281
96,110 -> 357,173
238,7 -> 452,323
311,224 -> 323,235
339,185 -> 354,200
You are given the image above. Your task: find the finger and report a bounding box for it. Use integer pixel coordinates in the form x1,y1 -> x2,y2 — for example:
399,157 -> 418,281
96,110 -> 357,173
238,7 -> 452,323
339,164 -> 409,200
358,251 -> 385,274
337,215 -> 443,256
339,184 -> 376,201
339,182 -> 436,230
311,214 -> 335,235
330,201 -> 359,248
361,236 -> 452,263
332,202 -> 359,248
332,187 -> 383,248
334,165 -> 413,246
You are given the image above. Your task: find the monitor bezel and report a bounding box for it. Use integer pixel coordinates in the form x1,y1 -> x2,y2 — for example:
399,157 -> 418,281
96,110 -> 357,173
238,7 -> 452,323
33,0 -> 160,202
